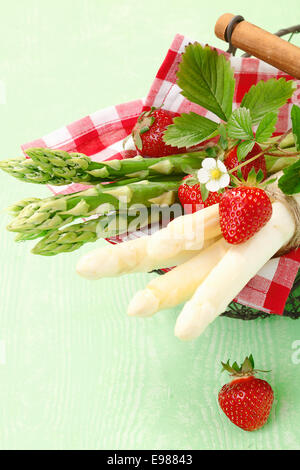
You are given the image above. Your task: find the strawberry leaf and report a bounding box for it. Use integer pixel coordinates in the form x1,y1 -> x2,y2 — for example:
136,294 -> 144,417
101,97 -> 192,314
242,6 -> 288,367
241,357 -> 254,374
237,168 -> 243,180
200,184 -> 209,202
133,131 -> 143,151
237,140 -> 255,162
247,167 -> 258,184
278,159 -> 300,194
221,360 -> 234,374
291,104 -> 300,151
219,123 -> 228,150
232,362 -> 240,372
256,169 -> 265,183
264,177 -> 278,186
205,146 -> 219,158
255,112 -> 278,143
227,108 -> 254,140
249,354 -> 255,369
241,78 -> 296,124
163,112 -> 218,148
177,43 -> 235,121
246,167 -> 264,185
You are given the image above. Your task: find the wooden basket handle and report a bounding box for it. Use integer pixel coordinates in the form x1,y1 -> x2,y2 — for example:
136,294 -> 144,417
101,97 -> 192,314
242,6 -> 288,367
215,13 -> 300,78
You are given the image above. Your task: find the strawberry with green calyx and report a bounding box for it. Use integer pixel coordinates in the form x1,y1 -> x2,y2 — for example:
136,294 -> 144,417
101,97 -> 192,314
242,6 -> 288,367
218,355 -> 274,432
132,108 -> 188,157
219,185 -> 272,245
224,142 -> 267,181
178,175 -> 222,214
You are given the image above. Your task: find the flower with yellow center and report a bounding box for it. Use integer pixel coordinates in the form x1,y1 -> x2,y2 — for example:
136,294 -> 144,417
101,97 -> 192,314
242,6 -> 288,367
197,158 -> 230,192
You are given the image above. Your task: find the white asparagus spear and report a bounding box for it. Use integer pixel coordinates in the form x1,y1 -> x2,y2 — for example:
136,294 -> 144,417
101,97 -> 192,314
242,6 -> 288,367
76,234 -> 220,280
127,238 -> 229,317
175,201 -> 296,340
76,203 -> 221,279
146,203 -> 221,259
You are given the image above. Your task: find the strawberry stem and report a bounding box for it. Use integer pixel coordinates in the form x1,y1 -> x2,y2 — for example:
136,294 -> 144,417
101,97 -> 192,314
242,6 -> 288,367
228,145 -> 272,175
266,151 -> 300,157
229,129 -> 294,176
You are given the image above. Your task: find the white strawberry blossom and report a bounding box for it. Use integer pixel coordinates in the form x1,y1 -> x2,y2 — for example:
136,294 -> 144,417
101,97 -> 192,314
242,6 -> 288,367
197,158 -> 230,192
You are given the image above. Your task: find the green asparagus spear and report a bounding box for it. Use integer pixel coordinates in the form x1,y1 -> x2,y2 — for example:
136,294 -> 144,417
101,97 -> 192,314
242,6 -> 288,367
6,177 -> 154,241
0,148 -> 208,185
31,207 -> 162,256
7,177 -> 182,235
6,198 -> 47,241
32,219 -> 100,255
0,157 -> 66,185
6,197 -> 42,216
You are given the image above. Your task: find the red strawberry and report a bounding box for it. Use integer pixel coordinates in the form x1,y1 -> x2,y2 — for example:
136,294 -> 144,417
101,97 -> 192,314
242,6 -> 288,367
224,142 -> 267,180
219,186 -> 272,244
218,355 -> 274,432
132,108 -> 187,157
178,176 -> 222,214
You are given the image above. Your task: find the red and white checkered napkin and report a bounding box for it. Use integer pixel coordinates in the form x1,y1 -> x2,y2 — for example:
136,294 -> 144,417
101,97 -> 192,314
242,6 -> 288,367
22,33 -> 300,315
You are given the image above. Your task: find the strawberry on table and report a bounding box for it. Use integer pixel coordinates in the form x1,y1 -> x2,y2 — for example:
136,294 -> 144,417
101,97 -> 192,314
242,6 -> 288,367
132,107 -> 187,157
178,175 -> 222,214
224,142 -> 267,181
218,355 -> 274,432
219,186 -> 272,244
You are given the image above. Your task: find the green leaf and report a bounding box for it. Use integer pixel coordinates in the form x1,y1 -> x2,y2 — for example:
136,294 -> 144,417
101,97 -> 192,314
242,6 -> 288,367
221,360 -> 234,374
200,184 -> 209,202
134,132 -> 143,151
256,169 -> 265,183
278,159 -> 300,194
291,104 -> 300,151
237,168 -> 243,180
264,177 -> 277,186
237,140 -> 255,161
227,107 -> 254,140
218,123 -> 228,150
241,357 -> 254,374
177,43 -> 235,121
255,112 -> 278,143
230,174 -> 240,187
140,126 -> 150,134
249,354 -> 255,369
245,167 -> 264,184
163,112 -> 218,148
232,362 -> 240,372
241,78 -> 296,124
205,146 -> 218,158
247,167 -> 258,184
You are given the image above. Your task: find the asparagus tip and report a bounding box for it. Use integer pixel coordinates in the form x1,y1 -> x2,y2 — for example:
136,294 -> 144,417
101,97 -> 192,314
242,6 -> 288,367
127,289 -> 159,317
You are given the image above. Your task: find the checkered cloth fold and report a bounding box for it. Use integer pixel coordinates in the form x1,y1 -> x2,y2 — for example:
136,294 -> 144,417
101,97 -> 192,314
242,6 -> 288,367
22,34 -> 300,315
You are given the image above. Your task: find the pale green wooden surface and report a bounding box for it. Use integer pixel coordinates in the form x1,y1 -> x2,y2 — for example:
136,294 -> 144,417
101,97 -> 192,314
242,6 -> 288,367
1,0 -> 300,450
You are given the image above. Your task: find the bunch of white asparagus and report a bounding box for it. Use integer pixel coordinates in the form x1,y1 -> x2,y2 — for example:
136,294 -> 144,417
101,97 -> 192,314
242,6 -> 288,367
76,186 -> 300,340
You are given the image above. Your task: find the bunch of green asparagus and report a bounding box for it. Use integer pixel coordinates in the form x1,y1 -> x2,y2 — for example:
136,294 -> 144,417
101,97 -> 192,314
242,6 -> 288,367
1,134 -> 297,257
1,147 -> 212,256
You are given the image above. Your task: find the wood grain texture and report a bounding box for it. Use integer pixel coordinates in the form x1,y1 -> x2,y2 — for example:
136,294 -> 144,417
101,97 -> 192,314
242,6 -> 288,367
0,0 -> 300,450
215,13 -> 300,78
